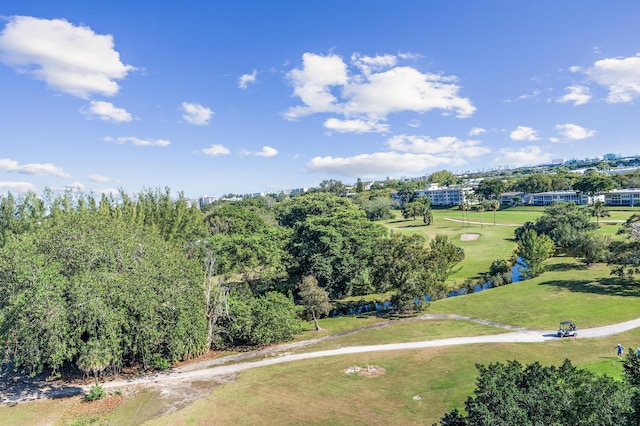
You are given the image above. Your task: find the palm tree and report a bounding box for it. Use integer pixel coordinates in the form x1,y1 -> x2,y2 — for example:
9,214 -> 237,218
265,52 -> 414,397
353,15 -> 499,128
459,201 -> 471,227
489,199 -> 500,226
476,203 -> 486,228
590,201 -> 610,226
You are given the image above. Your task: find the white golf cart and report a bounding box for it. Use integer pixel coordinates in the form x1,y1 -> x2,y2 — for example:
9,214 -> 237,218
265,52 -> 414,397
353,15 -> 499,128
557,321 -> 577,338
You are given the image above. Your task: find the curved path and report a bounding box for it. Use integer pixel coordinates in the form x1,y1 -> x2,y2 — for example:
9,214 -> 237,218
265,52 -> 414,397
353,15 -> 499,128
3,315 -> 640,405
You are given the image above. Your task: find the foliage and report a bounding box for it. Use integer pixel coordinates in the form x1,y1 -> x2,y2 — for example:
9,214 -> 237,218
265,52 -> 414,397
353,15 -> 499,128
429,170 -> 459,186
221,289 -> 302,347
356,196 -> 394,221
372,233 -> 464,311
437,359 -> 634,426
474,178 -> 505,200
205,203 -> 290,286
516,229 -> 554,278
573,232 -> 610,264
518,202 -> 597,249
297,275 -> 332,331
84,383 -> 107,402
590,201 -> 610,226
573,173 -> 616,198
0,212 -> 207,377
278,193 -> 387,298
608,214 -> 640,277
512,173 -> 552,193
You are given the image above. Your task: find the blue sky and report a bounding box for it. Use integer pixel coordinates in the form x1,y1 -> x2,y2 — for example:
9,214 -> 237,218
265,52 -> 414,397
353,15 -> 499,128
1,1 -> 640,198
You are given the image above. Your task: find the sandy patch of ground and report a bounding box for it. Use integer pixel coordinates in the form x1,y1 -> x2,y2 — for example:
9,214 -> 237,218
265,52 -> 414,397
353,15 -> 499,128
460,233 -> 480,241
344,365 -> 386,377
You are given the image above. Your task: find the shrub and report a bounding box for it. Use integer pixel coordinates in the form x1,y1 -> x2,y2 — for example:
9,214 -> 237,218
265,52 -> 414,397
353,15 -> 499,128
85,383 -> 106,401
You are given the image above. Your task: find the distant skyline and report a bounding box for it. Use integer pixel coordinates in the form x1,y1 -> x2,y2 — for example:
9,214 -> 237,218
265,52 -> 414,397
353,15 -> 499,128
1,1 -> 640,198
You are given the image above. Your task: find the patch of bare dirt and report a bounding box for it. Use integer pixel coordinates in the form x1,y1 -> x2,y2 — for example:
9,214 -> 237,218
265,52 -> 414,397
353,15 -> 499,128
460,233 -> 480,241
343,365 -> 386,377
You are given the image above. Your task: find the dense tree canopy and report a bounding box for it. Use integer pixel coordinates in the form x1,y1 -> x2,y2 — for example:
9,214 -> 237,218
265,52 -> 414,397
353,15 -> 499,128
439,359 -> 634,426
0,212 -> 208,376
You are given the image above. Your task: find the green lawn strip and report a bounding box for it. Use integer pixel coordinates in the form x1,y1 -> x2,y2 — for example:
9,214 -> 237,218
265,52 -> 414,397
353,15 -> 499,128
429,257 -> 640,329
292,319 -> 508,353
145,328 -> 640,426
0,398 -> 73,425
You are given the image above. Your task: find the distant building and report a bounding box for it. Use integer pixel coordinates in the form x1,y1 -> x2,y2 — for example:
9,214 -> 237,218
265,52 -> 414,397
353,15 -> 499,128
530,190 -> 603,206
603,153 -> 621,161
498,192 -> 530,206
392,183 -> 473,206
198,196 -> 218,209
604,188 -> 640,207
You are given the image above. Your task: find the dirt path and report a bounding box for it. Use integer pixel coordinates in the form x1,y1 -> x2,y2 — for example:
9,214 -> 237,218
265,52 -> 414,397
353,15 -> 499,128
3,315 -> 640,405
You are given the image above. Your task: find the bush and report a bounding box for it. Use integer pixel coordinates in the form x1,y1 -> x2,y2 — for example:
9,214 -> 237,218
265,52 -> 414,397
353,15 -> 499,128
85,383 -> 106,401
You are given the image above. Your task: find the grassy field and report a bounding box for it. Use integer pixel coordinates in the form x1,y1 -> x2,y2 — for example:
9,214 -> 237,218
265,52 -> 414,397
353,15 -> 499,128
2,205 -> 639,425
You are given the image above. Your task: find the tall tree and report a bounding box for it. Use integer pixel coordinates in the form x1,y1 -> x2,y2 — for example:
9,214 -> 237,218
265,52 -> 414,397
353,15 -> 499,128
590,200 -> 610,226
608,214 -> 640,277
516,228 -> 554,278
475,178 -> 505,200
438,359 -> 633,426
573,173 -> 616,203
298,275 -> 331,331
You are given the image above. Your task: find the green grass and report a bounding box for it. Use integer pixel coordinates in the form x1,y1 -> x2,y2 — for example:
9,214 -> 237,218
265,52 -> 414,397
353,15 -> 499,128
5,205 -> 640,425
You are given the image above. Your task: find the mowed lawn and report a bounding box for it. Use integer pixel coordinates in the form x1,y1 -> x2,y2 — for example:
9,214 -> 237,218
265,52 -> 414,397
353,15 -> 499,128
3,206 -> 640,425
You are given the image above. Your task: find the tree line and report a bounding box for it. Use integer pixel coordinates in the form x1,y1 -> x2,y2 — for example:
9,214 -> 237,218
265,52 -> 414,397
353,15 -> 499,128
0,188 -> 465,379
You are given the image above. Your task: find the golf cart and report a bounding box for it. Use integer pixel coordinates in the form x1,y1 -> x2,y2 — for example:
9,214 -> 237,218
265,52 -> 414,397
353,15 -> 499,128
557,321 -> 577,338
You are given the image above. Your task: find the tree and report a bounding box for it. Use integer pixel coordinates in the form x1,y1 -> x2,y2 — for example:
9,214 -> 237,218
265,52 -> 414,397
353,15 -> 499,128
513,173 -> 552,194
573,173 -> 616,204
438,359 -> 634,426
357,196 -> 394,221
476,203 -> 485,228
608,214 -> 640,277
573,232 -> 610,265
429,170 -> 458,186
458,201 -> 471,227
488,199 -> 500,226
516,228 -> 554,278
590,200 -> 610,226
402,201 -> 423,220
524,202 -> 597,249
372,233 -> 432,312
279,193 -> 387,298
475,178 -> 505,200
0,212 -> 208,377
298,275 -> 331,331
221,288 -> 302,347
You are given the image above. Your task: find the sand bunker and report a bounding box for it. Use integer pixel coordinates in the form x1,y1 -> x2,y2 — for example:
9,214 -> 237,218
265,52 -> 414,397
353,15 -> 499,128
460,233 -> 480,241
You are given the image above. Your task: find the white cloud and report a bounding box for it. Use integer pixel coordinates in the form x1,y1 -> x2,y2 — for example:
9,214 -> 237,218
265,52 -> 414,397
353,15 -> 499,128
202,144 -> 230,156
307,152 -> 455,178
491,146 -> 552,167
307,132 -> 490,178
324,118 -> 389,133
555,123 -> 596,140
238,69 -> 257,89
283,52 -> 475,132
83,101 -> 132,122
88,174 -> 112,183
284,52 -> 349,119
181,102 -> 213,125
586,53 -> 640,103
0,16 -> 134,98
254,146 -> 278,157
407,119 -> 421,128
65,182 -> 85,191
104,136 -> 170,147
510,126 -> 539,141
0,181 -> 37,192
351,53 -> 397,75
557,85 -> 591,106
387,134 -> 490,157
0,158 -> 70,177
469,127 -> 486,136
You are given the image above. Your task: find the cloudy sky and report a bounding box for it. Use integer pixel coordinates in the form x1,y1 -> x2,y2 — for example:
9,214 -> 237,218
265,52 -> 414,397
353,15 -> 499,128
1,1 -> 640,198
